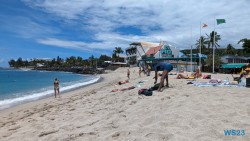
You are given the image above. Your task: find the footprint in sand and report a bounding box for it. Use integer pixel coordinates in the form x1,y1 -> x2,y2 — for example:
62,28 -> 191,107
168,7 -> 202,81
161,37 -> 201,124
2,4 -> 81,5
247,104 -> 250,116
78,132 -> 97,137
129,100 -> 137,105
145,133 -> 173,141
189,120 -> 198,128
38,130 -> 59,137
8,125 -> 21,131
111,131 -> 131,140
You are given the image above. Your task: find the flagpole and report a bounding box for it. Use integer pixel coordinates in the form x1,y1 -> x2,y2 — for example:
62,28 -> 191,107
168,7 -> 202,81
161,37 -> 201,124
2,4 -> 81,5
190,26 -> 193,72
199,21 -> 202,71
213,16 -> 215,73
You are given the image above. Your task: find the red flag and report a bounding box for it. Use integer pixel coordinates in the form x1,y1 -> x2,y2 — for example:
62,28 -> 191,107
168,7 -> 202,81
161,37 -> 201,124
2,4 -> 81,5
202,23 -> 208,28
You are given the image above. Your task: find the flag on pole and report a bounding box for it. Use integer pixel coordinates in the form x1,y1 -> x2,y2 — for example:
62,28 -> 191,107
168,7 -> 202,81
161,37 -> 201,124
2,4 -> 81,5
216,19 -> 226,25
202,23 -> 208,28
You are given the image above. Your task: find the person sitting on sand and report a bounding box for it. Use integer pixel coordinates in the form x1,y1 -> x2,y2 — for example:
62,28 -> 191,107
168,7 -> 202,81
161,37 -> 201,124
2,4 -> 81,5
54,78 -> 60,98
238,71 -> 248,86
232,71 -> 247,82
153,62 -> 173,92
195,67 -> 202,78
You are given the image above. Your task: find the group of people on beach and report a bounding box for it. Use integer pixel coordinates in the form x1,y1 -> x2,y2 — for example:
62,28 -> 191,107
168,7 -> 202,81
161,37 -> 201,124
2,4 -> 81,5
54,61 -> 249,97
111,62 -> 173,93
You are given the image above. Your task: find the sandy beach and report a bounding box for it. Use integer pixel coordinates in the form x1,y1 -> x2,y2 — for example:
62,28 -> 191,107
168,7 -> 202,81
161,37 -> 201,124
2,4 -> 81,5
0,67 -> 249,141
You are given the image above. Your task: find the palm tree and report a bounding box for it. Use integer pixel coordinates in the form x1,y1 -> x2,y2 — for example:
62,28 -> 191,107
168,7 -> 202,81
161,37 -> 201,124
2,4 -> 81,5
238,38 -> 250,54
56,56 -> 63,66
225,44 -> 236,55
66,56 -> 77,66
76,56 -> 83,66
195,36 -> 209,54
89,55 -> 94,68
206,31 -> 221,53
113,47 -> 124,62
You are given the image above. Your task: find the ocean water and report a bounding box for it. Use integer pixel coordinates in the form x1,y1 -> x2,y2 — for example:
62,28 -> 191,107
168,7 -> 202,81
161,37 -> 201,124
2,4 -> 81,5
0,69 -> 100,110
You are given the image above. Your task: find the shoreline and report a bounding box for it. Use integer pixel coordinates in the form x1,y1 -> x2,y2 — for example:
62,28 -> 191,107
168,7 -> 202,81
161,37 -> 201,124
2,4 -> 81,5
0,73 -> 102,111
1,67 -> 250,140
0,74 -> 107,117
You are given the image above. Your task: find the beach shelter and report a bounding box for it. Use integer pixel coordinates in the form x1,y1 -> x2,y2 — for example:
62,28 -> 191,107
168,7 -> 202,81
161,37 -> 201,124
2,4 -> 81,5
220,63 -> 246,69
220,63 -> 246,74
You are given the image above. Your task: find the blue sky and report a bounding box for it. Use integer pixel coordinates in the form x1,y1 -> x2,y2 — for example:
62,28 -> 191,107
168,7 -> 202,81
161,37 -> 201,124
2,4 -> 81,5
0,0 -> 250,67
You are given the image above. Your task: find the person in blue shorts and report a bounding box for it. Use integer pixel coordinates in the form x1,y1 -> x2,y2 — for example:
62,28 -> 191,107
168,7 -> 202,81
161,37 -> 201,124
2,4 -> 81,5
153,62 -> 173,91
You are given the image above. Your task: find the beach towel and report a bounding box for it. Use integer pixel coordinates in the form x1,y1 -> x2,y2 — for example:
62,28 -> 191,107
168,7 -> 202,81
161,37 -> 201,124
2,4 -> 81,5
192,82 -> 245,88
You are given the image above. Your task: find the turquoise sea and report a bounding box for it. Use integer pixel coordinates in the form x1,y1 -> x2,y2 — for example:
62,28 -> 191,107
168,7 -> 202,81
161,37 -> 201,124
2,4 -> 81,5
0,69 -> 100,110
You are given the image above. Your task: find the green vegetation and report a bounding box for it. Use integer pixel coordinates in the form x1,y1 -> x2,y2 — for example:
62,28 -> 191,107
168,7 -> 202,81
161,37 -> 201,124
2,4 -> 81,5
182,31 -> 250,72
225,44 -> 236,55
238,38 -> 250,54
112,47 -> 124,62
206,31 -> 221,53
8,55 -> 112,69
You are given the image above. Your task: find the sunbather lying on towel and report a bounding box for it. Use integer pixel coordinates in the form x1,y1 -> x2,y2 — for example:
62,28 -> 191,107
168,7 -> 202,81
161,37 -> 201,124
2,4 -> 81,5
176,73 -> 195,79
111,86 -> 135,92
118,80 -> 129,85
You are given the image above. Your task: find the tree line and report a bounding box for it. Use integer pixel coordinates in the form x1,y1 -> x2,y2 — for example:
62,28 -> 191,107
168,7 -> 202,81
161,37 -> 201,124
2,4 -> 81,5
8,47 -> 124,69
8,55 -> 112,68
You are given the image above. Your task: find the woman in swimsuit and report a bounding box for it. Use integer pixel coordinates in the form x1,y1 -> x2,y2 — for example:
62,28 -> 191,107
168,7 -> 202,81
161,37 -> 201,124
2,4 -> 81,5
54,78 -> 60,98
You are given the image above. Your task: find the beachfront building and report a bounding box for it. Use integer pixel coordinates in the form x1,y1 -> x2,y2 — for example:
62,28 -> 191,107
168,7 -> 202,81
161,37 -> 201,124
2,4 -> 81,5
221,55 -> 250,64
220,55 -> 250,74
125,42 -> 159,65
126,41 -> 201,72
145,43 -> 199,72
125,42 -> 180,63
111,54 -> 127,67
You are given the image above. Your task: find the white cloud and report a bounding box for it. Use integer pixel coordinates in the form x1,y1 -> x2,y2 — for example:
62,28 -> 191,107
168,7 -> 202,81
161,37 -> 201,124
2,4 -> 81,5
22,0 -> 250,50
37,38 -> 89,50
0,15 -> 59,39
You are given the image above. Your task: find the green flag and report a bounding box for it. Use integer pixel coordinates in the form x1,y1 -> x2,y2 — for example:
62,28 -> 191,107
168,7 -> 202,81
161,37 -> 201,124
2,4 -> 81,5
216,19 -> 226,25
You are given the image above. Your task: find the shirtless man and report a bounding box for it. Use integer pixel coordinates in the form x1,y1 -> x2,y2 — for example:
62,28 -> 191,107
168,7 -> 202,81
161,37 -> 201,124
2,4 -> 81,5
153,62 -> 173,92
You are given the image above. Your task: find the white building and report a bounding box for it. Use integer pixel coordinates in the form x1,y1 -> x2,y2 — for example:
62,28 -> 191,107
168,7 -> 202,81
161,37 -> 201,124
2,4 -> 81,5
221,55 -> 250,63
125,41 -> 202,72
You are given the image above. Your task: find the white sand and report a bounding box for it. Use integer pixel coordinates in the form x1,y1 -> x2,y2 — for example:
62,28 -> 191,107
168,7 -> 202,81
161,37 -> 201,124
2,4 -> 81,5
0,67 -> 249,141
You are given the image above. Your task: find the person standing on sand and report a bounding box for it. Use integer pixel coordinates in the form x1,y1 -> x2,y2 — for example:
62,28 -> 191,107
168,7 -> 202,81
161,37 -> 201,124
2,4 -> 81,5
153,62 -> 173,92
139,67 -> 142,77
127,68 -> 130,79
54,78 -> 60,98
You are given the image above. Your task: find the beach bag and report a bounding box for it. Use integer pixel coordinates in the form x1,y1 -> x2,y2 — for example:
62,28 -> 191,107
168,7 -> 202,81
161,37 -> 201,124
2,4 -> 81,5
143,90 -> 153,96
138,89 -> 153,96
246,78 -> 250,87
138,89 -> 147,94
